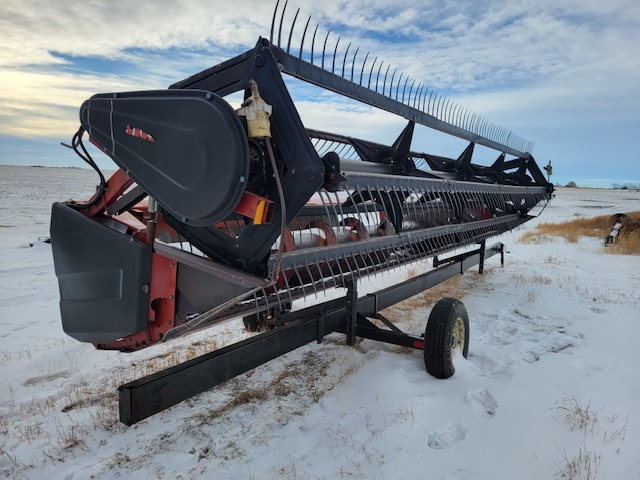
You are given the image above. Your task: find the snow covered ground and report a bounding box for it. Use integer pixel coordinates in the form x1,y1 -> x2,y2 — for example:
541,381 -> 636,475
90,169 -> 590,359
1,165 -> 639,479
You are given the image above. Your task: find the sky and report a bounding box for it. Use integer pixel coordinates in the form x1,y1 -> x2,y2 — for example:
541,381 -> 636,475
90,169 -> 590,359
1,0 -> 639,188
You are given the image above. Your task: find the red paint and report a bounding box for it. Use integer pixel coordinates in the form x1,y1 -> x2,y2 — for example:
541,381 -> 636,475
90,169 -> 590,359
125,124 -> 155,142
95,253 -> 177,351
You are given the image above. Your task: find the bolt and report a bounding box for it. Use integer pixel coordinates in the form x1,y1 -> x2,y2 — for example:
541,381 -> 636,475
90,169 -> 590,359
205,92 -> 213,100
239,175 -> 246,183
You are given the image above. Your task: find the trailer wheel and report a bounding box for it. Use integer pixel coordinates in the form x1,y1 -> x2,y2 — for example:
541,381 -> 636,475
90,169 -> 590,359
242,312 -> 270,332
423,298 -> 469,379
243,304 -> 291,332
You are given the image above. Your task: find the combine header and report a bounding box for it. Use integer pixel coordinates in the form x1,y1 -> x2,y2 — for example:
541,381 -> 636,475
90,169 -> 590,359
50,3 -> 553,424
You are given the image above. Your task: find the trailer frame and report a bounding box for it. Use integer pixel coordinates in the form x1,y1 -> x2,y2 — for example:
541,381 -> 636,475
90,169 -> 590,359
119,239 -> 503,425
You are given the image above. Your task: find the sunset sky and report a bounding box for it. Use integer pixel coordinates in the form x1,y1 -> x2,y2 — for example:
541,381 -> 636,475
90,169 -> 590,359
1,0 -> 639,187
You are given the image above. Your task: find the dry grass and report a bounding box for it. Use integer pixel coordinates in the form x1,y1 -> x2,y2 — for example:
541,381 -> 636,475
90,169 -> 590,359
0,329 -> 233,474
555,393 -> 598,432
381,263 -> 493,338
552,390 -> 629,480
555,444 -> 601,480
520,211 -> 640,255
187,347 -> 355,429
553,393 -> 601,479
382,272 -> 463,333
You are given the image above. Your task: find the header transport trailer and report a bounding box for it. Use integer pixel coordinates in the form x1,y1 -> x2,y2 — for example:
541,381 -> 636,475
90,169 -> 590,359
50,3 -> 553,425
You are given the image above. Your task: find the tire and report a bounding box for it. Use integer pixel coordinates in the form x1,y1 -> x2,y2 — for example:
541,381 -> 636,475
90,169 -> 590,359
242,312 -> 269,332
243,303 -> 291,332
423,298 -> 469,379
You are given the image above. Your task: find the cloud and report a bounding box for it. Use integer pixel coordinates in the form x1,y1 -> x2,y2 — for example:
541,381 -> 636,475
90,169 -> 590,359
0,1 -> 271,66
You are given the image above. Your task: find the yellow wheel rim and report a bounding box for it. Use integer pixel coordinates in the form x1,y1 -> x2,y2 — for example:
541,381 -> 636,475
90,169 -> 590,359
452,317 -> 465,353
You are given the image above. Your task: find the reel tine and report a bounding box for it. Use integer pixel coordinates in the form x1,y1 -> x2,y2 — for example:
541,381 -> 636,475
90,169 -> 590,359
315,137 -> 329,154
375,61 -> 384,93
341,42 -> 351,78
406,79 -> 416,105
270,0 -> 281,44
321,30 -> 331,70
292,266 -> 306,299
445,97 -> 453,122
305,261 -> 318,299
401,76 -> 410,103
333,190 -> 347,221
413,83 -> 423,109
452,103 -> 460,126
316,256 -> 327,291
335,142 -> 349,157
388,68 -> 397,99
427,235 -> 437,256
359,52 -> 370,86
367,57 -> 378,89
286,8 -> 300,55
277,0 -> 288,48
421,87 -> 428,112
350,47 -> 360,82
395,72 -> 403,101
274,278 -> 284,310
489,122 -> 497,142
332,36 -> 341,74
481,118 -> 489,139
427,90 -> 435,116
282,269 -> 294,309
382,64 -> 391,96
299,15 -> 312,60
318,190 -> 334,226
261,287 -> 270,313
333,251 -> 345,281
310,24 -> 319,65
460,106 -> 469,129
252,291 -> 260,318
343,250 -> 356,277
325,253 -> 337,279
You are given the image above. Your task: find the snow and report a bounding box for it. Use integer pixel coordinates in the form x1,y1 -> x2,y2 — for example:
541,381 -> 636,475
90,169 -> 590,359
1,165 -> 640,479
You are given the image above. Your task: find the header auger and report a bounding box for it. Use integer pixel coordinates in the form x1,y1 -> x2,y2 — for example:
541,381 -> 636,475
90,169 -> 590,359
50,3 -> 552,424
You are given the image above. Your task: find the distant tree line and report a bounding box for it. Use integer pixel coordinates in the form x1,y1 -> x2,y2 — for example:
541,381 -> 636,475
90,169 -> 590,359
555,182 -> 639,189
612,183 -> 639,190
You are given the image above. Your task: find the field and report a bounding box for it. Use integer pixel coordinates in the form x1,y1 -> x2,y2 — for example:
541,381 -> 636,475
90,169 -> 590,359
1,165 -> 639,479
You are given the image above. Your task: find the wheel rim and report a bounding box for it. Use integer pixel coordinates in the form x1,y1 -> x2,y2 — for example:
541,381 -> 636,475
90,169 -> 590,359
452,317 -> 465,353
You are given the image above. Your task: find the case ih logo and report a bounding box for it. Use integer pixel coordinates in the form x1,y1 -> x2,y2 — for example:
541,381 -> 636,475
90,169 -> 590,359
125,125 -> 155,142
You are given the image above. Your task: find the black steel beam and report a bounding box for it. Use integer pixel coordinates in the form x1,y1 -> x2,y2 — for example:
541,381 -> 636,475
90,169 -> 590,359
275,47 -> 531,159
343,171 -> 550,195
119,310 -> 345,425
354,314 -> 423,349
